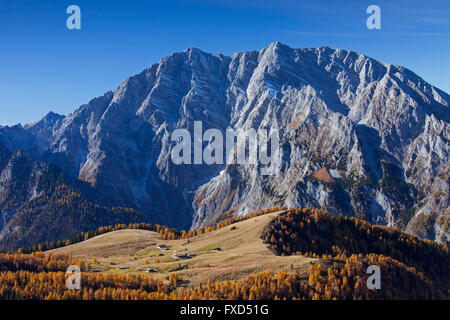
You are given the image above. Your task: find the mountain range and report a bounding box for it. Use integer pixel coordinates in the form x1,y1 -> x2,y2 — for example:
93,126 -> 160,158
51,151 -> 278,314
0,42 -> 448,250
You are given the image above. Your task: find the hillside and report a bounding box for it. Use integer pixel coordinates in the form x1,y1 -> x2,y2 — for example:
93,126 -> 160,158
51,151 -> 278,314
0,144 -> 143,251
46,207 -> 450,293
263,208 -> 450,293
50,209 -> 316,285
0,207 -> 447,300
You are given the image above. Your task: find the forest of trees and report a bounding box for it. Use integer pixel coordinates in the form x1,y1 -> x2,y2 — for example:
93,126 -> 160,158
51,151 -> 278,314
262,208 -> 450,293
171,253 -> 445,300
0,170 -> 144,252
0,252 -> 86,273
0,252 -> 168,300
0,252 -> 445,300
0,185 -> 143,252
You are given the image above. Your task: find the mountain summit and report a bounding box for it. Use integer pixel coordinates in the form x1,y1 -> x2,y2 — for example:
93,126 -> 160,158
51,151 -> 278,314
0,42 -> 448,248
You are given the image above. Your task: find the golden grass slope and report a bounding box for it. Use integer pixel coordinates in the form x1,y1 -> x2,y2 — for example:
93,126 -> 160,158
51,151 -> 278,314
50,211 -> 316,286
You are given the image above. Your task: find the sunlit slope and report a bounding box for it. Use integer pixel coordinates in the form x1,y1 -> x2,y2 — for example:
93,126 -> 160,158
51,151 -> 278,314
50,210 -> 316,285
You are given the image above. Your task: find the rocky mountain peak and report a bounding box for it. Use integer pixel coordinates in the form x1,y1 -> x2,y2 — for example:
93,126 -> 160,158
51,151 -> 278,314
0,43 -> 448,245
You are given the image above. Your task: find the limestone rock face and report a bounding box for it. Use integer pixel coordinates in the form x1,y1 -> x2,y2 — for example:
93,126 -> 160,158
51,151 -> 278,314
1,42 -> 448,243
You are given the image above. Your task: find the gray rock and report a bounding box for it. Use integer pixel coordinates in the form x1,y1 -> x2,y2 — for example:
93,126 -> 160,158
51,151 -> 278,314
1,42 -> 448,243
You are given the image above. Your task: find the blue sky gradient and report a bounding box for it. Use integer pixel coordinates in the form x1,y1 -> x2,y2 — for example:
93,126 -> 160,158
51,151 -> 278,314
0,0 -> 449,125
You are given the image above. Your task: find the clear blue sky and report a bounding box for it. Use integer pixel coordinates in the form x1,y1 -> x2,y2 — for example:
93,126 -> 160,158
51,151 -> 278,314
0,0 -> 449,126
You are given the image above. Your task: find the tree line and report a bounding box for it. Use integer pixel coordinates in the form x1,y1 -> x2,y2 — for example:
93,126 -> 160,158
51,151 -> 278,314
16,207 -> 288,254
